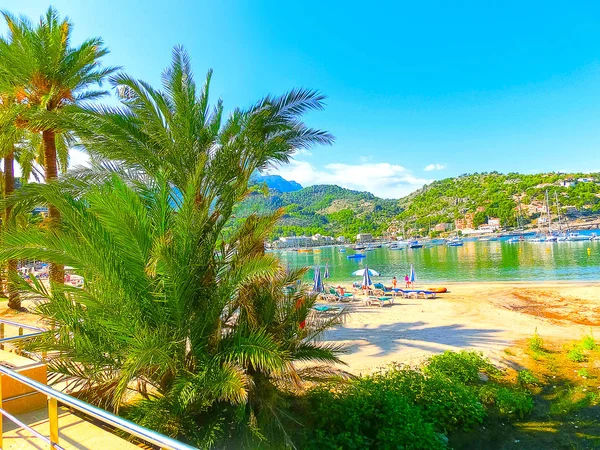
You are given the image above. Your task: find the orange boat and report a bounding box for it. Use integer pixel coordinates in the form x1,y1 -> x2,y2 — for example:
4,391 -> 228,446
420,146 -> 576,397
427,287 -> 447,293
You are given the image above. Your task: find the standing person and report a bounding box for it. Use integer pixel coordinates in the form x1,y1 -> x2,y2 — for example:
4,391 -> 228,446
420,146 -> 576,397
404,274 -> 410,288
392,276 -> 397,289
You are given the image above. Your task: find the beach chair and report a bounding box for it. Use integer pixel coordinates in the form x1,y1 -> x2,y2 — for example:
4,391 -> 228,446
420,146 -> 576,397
312,304 -> 342,312
391,288 -> 411,298
326,287 -> 354,302
367,296 -> 394,307
416,290 -> 437,299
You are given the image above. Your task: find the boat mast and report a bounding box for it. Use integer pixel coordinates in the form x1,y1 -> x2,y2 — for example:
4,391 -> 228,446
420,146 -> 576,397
554,191 -> 563,233
545,190 -> 552,235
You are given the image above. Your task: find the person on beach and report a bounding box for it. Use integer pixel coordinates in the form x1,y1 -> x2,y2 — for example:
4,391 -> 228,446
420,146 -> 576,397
392,276 -> 397,289
405,274 -> 410,288
336,285 -> 345,296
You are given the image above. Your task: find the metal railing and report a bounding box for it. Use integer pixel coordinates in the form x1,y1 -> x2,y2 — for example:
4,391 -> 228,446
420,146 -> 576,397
0,319 -> 198,450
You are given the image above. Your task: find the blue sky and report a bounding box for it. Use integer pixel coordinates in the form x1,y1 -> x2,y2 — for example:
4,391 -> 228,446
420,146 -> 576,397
3,1 -> 600,198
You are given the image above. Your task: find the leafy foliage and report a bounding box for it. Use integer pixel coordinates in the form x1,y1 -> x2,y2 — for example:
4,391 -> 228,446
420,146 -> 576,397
298,351 -> 533,449
1,48 -> 343,448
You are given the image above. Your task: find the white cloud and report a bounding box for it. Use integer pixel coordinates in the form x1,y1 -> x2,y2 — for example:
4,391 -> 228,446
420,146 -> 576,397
270,160 -> 432,198
423,163 -> 445,172
294,148 -> 313,157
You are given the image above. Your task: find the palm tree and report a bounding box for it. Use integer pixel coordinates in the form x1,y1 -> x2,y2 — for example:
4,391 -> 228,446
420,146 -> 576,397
0,7 -> 116,283
1,49 -> 340,447
0,93 -> 24,309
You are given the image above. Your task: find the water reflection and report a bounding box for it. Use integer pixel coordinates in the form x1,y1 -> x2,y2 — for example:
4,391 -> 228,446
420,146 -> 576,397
275,236 -> 600,282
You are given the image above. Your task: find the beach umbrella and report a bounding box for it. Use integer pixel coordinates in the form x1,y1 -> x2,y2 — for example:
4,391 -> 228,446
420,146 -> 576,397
352,268 -> 380,277
361,266 -> 373,287
324,262 -> 330,279
409,264 -> 416,285
313,267 -> 324,293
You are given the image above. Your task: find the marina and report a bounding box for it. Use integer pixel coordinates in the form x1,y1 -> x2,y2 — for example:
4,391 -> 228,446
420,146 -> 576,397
275,229 -> 600,283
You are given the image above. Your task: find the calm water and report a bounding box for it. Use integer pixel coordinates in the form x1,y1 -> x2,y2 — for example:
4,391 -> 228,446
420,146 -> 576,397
274,230 -> 600,283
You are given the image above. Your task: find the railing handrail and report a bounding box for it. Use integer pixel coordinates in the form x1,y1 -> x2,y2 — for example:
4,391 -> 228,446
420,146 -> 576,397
0,325 -> 198,450
0,319 -> 46,332
0,364 -> 198,450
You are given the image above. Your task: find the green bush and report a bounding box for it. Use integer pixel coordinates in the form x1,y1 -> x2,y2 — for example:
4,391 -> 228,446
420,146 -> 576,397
577,368 -> 590,378
376,367 -> 486,433
495,387 -> 534,418
302,381 -> 446,450
568,347 -> 586,362
478,383 -> 499,405
528,330 -> 545,353
581,334 -> 596,351
517,369 -> 539,386
424,350 -> 500,384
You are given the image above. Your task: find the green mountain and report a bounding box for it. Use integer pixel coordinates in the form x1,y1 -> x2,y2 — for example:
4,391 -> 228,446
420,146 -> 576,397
238,172 -> 600,241
236,184 -> 401,239
250,173 -> 302,192
398,172 -> 600,233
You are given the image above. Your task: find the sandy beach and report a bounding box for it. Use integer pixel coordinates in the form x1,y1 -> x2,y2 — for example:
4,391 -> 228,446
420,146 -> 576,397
1,281 -> 599,375
323,281 -> 600,373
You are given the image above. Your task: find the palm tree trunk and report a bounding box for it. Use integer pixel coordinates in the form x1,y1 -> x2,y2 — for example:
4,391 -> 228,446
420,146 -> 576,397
43,130 -> 64,285
4,149 -> 20,310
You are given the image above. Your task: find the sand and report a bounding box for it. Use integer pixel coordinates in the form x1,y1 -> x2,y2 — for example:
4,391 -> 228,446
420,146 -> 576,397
323,281 -> 600,374
2,281 -> 600,375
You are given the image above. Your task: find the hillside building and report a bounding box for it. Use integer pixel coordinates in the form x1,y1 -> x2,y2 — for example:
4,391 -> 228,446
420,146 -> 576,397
455,213 -> 475,230
434,223 -> 451,232
356,233 -> 374,243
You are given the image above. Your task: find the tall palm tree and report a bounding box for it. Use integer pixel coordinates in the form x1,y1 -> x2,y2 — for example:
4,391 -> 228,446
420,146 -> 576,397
0,93 -> 23,309
0,7 -> 116,283
1,49 -> 340,447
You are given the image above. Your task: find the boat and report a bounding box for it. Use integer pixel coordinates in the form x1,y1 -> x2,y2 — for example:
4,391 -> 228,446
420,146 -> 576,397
298,249 -> 312,253
507,236 -> 524,243
354,245 -> 366,251
478,235 -> 498,242
339,248 -> 347,253
313,248 -> 321,253
408,240 -> 423,249
447,237 -> 464,247
528,235 -> 546,242
566,232 -> 591,242
347,254 -> 366,259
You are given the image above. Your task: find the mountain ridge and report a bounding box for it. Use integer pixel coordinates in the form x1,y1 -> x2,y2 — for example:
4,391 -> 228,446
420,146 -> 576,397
239,171 -> 600,239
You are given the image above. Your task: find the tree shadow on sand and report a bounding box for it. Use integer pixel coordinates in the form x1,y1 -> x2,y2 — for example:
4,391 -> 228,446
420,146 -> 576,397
325,321 -> 510,358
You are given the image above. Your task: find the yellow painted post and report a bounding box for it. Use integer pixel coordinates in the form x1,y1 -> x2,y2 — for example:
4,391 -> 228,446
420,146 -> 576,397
48,397 -> 59,449
0,374 -> 4,448
0,322 -> 4,350
18,327 -> 23,336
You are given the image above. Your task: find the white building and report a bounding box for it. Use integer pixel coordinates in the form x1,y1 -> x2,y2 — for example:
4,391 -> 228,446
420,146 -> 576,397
356,233 -> 374,243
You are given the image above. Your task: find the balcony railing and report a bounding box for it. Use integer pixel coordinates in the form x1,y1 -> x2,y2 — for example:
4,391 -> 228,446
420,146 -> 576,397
0,319 -> 197,450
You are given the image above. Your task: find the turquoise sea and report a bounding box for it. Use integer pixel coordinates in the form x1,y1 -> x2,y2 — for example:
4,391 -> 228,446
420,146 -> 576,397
274,230 -> 600,283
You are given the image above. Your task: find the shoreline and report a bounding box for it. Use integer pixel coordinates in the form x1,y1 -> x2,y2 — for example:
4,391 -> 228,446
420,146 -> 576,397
321,280 -> 600,374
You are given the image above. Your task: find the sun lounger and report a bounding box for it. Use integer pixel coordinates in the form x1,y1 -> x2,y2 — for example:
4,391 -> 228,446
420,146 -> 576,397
392,288 -> 437,299
326,287 -> 354,302
312,305 -> 342,313
367,296 -> 394,307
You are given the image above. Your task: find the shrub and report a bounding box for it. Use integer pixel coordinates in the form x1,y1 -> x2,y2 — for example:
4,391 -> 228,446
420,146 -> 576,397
381,368 -> 486,433
528,330 -> 545,353
577,368 -> 590,378
581,334 -> 596,351
495,387 -> 534,418
424,350 -> 500,384
478,383 -> 499,405
568,348 -> 586,362
302,381 -> 446,450
517,369 -> 539,386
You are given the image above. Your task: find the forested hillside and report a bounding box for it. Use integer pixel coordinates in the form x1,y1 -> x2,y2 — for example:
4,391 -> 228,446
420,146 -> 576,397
399,172 -> 600,232
239,172 -> 600,240
235,184 -> 401,239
